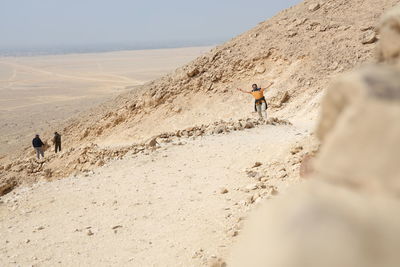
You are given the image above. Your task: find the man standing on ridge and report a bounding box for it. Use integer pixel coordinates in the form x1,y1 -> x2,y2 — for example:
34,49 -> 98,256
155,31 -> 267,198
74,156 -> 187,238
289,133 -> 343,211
32,134 -> 45,159
53,132 -> 61,153
237,82 -> 273,120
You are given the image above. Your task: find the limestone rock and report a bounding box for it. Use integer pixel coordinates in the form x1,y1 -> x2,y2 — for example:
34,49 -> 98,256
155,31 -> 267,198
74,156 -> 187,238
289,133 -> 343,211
278,91 -> 290,106
253,162 -> 262,168
220,187 -> 229,194
186,67 -> 199,77
316,65 -> 400,195
213,125 -> 227,134
377,5 -> 400,62
96,160 -> 105,167
255,65 -> 266,74
209,258 -> 227,267
148,138 -> 159,148
244,122 -> 254,129
361,30 -> 377,44
0,177 -> 17,196
229,182 -> 400,267
290,146 -> 303,155
44,169 -> 52,178
308,3 -> 320,12
245,184 -> 258,191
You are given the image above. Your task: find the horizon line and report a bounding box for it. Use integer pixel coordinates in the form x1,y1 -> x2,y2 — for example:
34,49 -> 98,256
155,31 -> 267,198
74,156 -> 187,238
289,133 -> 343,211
0,40 -> 223,57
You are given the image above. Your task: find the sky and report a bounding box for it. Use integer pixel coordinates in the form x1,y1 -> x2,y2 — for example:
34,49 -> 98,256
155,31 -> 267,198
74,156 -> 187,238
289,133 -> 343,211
0,0 -> 301,51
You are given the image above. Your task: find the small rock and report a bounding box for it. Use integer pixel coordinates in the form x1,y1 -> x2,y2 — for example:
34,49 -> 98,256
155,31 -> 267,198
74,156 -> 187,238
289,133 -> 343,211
44,169 -> 52,178
361,30 -> 377,44
253,192 -> 260,200
308,3 -> 320,12
213,125 -> 226,134
245,195 -> 254,205
172,106 -> 182,113
244,122 -> 254,129
87,229 -> 94,236
290,145 -> 303,155
96,160 -> 105,167
230,230 -> 238,237
233,122 -> 243,131
220,188 -> 229,194
148,138 -> 159,148
278,170 -> 288,179
209,258 -> 227,267
246,170 -> 258,178
271,188 -> 279,196
186,67 -> 199,77
4,164 -> 12,171
360,25 -> 374,31
252,162 -> 262,168
245,184 -> 258,191
279,91 -> 290,106
255,65 -> 266,74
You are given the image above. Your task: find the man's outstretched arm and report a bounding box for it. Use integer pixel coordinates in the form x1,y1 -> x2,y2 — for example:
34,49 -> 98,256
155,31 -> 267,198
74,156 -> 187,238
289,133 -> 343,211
236,88 -> 251,94
261,81 -> 274,91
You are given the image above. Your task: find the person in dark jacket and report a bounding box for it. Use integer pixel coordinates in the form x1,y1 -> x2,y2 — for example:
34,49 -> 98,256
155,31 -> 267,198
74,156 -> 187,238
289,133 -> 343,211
32,134 -> 44,159
53,132 -> 61,153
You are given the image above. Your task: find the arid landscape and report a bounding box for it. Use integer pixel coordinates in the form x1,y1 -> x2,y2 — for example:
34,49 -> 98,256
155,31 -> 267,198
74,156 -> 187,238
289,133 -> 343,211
0,46 -> 211,155
1,0 -> 400,266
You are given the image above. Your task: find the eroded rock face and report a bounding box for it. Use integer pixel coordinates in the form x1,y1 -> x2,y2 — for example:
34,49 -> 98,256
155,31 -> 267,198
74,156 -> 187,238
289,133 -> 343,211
229,182 -> 400,267
315,41 -> 400,195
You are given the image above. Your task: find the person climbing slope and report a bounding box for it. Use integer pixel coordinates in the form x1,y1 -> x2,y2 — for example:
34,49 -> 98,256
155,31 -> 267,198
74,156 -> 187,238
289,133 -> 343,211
237,82 -> 273,120
32,134 -> 45,159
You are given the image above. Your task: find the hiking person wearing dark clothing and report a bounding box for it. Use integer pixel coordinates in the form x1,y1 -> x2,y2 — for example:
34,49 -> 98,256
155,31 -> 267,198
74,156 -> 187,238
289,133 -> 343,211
53,132 -> 61,153
237,82 -> 273,120
32,134 -> 44,159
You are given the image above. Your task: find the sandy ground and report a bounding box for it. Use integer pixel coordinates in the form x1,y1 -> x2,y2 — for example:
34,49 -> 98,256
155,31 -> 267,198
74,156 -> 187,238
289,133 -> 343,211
0,46 -> 211,157
0,119 -> 310,266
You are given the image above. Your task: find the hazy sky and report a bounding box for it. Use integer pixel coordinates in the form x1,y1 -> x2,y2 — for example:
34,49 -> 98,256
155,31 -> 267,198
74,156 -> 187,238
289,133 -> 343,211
1,0 -> 301,49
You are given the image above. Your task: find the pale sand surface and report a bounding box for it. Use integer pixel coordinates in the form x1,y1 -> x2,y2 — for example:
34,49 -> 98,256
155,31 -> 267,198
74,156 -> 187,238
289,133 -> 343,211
0,121 -> 309,266
0,46 -> 212,156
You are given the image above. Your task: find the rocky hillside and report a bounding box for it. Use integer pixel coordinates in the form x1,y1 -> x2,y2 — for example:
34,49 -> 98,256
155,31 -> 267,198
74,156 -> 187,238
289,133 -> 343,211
1,0 -> 400,193
58,0 -> 399,145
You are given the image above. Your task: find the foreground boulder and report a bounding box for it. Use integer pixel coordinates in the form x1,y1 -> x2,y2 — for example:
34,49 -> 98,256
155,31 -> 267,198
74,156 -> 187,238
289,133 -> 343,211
315,65 -> 400,196
229,182 -> 400,267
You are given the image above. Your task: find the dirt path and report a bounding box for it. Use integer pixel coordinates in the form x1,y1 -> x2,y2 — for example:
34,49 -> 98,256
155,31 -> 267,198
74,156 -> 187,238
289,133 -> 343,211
0,122 -> 310,266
